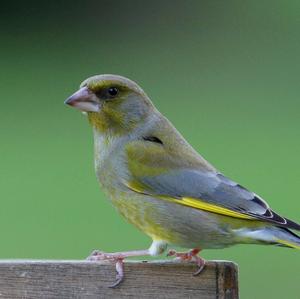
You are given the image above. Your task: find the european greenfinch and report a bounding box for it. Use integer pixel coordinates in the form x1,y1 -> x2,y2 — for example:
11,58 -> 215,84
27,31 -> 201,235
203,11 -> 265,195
65,74 -> 300,287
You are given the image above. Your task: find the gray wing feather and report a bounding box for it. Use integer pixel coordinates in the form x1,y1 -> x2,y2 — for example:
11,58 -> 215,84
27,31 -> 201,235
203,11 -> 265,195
141,170 -> 267,214
139,169 -> 300,229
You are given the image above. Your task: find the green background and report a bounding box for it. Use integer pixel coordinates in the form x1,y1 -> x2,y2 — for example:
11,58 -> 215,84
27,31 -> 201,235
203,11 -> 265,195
1,1 -> 300,297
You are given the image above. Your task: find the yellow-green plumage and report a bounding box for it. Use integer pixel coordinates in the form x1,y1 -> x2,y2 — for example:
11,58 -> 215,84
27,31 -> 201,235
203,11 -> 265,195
65,74 -> 300,253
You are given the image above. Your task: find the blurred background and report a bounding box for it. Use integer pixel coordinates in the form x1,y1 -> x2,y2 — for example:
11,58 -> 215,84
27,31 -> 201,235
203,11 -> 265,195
1,0 -> 300,297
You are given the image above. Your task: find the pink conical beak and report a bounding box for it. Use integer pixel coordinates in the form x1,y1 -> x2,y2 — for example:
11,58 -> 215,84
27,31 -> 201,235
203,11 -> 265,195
65,87 -> 100,112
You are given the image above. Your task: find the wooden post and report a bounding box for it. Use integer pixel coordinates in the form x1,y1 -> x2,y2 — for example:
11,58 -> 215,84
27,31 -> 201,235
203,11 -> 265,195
0,260 -> 238,298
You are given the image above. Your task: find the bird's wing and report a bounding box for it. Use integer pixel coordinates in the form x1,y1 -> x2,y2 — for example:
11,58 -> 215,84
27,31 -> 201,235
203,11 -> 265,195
124,141 -> 300,230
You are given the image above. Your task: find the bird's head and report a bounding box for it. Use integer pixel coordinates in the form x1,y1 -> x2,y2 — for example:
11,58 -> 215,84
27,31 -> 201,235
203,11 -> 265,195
65,74 -> 154,135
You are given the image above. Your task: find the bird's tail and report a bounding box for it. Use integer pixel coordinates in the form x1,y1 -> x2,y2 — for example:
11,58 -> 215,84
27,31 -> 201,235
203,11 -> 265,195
235,226 -> 300,249
275,228 -> 300,249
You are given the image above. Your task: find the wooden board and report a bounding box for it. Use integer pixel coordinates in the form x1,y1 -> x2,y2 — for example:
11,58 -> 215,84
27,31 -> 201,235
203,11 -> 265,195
0,260 -> 238,299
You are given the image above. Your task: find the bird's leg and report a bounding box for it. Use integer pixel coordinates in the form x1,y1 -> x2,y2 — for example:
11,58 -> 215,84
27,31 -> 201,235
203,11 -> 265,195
167,248 -> 206,276
86,241 -> 167,288
87,249 -> 150,288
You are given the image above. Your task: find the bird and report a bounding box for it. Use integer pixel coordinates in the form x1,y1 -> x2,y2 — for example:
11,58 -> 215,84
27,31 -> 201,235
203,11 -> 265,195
65,74 -> 300,287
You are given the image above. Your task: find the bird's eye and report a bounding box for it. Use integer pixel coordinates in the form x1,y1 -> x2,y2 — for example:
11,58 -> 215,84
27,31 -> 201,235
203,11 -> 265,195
107,87 -> 119,97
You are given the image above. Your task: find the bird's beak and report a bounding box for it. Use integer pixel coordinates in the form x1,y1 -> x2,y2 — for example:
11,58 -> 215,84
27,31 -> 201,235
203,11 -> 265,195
64,87 -> 100,112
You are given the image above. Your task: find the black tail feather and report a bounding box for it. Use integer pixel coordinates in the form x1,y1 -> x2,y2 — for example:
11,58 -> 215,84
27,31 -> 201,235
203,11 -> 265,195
273,212 -> 300,231
283,217 -> 300,231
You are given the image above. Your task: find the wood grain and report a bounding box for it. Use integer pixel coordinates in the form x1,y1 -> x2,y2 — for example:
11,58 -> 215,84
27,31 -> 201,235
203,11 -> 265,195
0,260 -> 238,299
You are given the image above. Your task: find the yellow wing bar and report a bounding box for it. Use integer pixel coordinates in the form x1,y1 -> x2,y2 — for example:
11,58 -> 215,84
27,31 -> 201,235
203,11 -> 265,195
179,197 -> 254,220
126,181 -> 255,220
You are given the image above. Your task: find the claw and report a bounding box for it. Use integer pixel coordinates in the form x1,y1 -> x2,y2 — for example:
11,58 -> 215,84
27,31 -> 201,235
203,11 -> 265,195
167,248 -> 205,276
86,248 -> 150,288
193,255 -> 205,276
86,250 -> 125,287
108,258 -> 125,288
86,250 -> 105,261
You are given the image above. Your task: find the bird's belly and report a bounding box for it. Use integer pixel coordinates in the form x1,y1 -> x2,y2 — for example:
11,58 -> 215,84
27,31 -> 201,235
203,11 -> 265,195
109,192 -> 239,249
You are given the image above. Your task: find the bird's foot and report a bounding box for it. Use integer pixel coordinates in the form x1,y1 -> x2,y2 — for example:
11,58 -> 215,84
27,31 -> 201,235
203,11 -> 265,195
87,250 -> 125,288
167,248 -> 205,276
87,249 -> 149,288
87,250 -> 124,261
